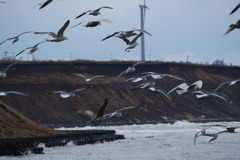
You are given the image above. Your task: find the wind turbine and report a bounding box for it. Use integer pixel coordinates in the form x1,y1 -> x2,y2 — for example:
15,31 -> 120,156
139,0 -> 149,61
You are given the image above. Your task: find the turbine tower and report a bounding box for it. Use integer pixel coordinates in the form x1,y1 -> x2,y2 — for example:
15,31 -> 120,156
139,0 -> 149,61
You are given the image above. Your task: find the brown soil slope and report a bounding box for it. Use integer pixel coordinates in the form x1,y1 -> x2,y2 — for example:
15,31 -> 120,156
0,100 -> 60,138
1,61 -> 240,127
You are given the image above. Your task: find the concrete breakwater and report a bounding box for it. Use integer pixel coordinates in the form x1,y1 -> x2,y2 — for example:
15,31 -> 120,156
0,130 -> 125,156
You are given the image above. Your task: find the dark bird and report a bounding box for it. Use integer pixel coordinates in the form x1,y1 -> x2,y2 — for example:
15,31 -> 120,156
224,19 -> 240,35
79,98 -> 108,125
75,6 -> 113,19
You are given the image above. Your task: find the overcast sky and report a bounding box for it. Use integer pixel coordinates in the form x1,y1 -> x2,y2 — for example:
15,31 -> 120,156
0,0 -> 240,65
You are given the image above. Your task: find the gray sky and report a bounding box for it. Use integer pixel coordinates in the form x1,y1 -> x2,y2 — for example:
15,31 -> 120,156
0,0 -> 240,65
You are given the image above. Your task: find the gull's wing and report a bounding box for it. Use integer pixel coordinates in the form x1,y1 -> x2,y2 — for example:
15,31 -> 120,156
96,98 -> 108,118
15,49 -> 27,57
73,87 -> 89,92
57,20 -> 70,37
230,3 -> 240,15
117,105 -> 140,112
148,87 -> 172,101
132,61 -> 145,67
91,75 -> 105,79
34,31 -> 57,38
6,91 -> 27,96
39,0 -> 53,9
131,32 -> 143,43
79,110 -> 96,119
118,36 -> 130,45
163,74 -> 184,81
209,93 -> 229,102
75,11 -> 91,19
114,69 -> 127,81
3,61 -> 18,73
224,27 -> 235,35
100,19 -> 113,23
71,22 -> 82,29
213,81 -> 231,93
168,83 -> 189,94
101,32 -> 118,41
72,73 -> 87,79
191,80 -> 203,89
133,29 -> 152,36
96,6 -> 113,11
48,91 -> 66,94
229,79 -> 240,86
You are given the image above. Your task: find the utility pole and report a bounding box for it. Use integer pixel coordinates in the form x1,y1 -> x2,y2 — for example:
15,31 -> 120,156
139,0 -> 149,62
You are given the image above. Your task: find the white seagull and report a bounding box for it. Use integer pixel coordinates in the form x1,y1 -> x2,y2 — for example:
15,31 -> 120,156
101,29 -> 152,41
15,41 -> 47,57
48,86 -> 91,98
119,32 -> 143,52
75,6 -> 113,19
124,75 -> 148,83
71,19 -> 113,28
230,3 -> 240,15
213,79 -> 240,93
0,91 -> 27,96
168,80 -> 203,95
191,90 -> 231,103
224,19 -> 240,35
79,98 -> 108,125
34,20 -> 70,42
114,61 -> 146,81
0,57 -> 22,78
131,79 -> 156,91
72,73 -> 105,82
0,31 -> 33,45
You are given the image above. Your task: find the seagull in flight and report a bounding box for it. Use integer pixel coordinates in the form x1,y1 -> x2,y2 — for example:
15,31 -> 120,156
71,19 -> 113,28
0,57 -> 22,78
72,73 -> 105,82
119,32 -> 143,52
48,86 -> 91,98
194,125 -> 240,145
191,90 -> 231,103
230,3 -> 240,15
0,91 -> 27,96
15,41 -> 47,57
34,20 -> 70,42
223,19 -> 240,35
0,31 -> 33,45
101,29 -> 152,41
168,80 -> 203,95
75,6 -> 113,19
114,61 -> 146,81
213,79 -> 240,93
78,98 -> 108,125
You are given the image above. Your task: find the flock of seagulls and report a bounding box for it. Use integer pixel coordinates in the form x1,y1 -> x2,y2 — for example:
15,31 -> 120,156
1,1 -> 240,146
0,2 -> 152,59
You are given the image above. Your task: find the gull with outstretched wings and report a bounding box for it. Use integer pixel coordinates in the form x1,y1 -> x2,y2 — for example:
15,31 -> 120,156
101,29 -> 152,41
72,73 -> 105,82
34,20 -> 70,42
223,19 -> 240,35
75,6 -> 113,19
0,31 -> 33,45
48,86 -> 91,98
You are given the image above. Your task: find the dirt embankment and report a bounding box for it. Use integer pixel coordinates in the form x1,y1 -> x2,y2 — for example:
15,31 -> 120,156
1,61 -> 240,133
